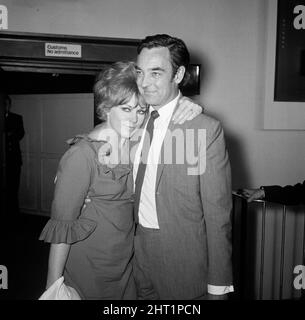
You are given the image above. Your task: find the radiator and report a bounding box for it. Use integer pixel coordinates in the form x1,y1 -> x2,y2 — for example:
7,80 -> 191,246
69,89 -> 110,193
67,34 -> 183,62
232,192 -> 305,300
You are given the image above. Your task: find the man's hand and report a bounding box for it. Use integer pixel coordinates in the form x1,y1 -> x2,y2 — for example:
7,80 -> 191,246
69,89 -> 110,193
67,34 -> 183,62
240,188 -> 265,202
206,293 -> 228,300
172,96 -> 204,124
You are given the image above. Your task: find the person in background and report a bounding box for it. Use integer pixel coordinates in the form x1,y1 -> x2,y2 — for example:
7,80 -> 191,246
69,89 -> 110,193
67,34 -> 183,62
241,180 -> 305,205
4,95 -> 25,217
39,61 -> 203,300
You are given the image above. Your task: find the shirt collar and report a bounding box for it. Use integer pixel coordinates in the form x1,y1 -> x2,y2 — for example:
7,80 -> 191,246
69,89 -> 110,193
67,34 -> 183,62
149,91 -> 181,121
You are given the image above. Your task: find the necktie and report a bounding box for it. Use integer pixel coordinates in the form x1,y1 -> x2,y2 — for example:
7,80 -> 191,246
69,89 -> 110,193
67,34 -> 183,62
134,110 -> 160,223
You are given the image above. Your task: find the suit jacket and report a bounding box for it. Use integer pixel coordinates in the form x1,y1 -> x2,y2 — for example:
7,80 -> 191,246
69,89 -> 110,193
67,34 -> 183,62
5,112 -> 25,166
263,181 -> 305,206
151,107 -> 233,298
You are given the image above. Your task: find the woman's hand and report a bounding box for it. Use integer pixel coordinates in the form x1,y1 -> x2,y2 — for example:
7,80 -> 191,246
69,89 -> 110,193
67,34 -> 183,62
172,97 -> 204,124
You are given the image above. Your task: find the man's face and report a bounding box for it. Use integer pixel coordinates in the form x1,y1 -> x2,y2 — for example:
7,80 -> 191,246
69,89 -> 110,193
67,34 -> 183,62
136,47 -> 180,109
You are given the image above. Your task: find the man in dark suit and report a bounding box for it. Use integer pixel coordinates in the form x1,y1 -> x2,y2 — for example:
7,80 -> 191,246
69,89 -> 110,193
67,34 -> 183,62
133,34 -> 233,299
241,181 -> 305,205
4,95 -> 25,216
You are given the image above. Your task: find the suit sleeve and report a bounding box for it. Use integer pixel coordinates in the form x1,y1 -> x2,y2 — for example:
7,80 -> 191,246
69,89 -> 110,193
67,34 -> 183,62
263,180 -> 305,205
199,120 -> 233,286
9,114 -> 25,141
16,115 -> 25,141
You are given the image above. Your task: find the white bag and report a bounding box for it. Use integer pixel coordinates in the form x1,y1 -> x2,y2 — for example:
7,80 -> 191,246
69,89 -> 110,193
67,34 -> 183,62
39,276 -> 81,300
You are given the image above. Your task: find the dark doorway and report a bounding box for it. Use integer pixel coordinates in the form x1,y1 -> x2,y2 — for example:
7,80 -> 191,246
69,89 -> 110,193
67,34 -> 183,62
3,70 -> 96,95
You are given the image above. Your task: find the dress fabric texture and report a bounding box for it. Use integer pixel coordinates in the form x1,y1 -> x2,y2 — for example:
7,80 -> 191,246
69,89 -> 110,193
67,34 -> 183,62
39,135 -> 136,300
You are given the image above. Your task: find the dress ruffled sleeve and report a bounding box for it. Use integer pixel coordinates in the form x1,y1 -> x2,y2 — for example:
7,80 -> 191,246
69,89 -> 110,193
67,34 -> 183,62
39,143 -> 96,244
39,217 -> 97,244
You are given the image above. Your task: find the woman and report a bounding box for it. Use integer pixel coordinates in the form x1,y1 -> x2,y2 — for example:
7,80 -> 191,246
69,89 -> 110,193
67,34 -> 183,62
39,61 -> 202,300
40,61 -> 146,299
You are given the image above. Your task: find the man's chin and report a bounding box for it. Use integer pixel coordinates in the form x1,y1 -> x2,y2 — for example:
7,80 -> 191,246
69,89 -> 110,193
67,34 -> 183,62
143,95 -> 158,106
146,101 -> 160,107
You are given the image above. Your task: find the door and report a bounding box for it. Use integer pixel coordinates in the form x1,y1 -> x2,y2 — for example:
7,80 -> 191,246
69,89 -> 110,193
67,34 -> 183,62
13,93 -> 94,217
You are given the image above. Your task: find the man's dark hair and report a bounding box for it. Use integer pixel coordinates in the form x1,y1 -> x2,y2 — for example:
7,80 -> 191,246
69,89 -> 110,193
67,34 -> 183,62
137,34 -> 190,86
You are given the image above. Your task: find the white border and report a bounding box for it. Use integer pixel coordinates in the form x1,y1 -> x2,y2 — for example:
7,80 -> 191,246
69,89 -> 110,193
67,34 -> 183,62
263,0 -> 305,130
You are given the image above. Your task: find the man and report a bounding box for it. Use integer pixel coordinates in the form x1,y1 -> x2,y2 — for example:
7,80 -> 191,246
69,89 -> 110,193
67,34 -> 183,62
133,34 -> 233,299
241,181 -> 305,205
4,95 -> 25,216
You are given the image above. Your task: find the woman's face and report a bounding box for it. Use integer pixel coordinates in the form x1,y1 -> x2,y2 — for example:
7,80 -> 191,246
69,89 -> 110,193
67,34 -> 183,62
108,94 -> 147,139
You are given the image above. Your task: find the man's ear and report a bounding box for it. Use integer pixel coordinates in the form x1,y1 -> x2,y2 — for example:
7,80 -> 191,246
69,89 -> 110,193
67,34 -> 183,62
174,66 -> 186,85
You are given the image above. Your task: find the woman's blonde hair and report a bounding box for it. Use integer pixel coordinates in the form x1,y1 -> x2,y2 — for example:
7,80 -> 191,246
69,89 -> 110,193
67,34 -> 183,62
94,61 -> 141,121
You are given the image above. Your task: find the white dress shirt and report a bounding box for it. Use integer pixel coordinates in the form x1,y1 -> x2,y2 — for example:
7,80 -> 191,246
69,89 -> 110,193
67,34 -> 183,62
133,93 -> 179,228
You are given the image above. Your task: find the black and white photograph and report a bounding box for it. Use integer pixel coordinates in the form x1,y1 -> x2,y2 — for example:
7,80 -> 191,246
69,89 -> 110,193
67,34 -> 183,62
0,0 -> 304,315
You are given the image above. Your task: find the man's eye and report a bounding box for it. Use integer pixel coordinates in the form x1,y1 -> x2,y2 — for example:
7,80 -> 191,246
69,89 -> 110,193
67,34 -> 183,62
152,72 -> 161,78
137,109 -> 146,115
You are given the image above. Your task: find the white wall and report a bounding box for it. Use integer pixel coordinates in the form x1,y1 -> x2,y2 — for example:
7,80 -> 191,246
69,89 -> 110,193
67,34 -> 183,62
2,0 -> 304,189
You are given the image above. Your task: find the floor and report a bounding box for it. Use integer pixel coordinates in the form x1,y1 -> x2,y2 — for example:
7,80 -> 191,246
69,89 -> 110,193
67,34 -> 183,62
1,212 -> 304,301
0,213 -> 50,300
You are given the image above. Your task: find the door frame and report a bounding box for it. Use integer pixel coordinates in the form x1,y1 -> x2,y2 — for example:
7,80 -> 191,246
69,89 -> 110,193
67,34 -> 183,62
0,30 -> 140,125
0,30 -> 140,74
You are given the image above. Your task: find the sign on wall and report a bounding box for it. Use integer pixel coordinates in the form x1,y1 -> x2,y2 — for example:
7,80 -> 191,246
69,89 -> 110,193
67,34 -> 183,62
274,0 -> 305,101
45,43 -> 82,58
0,4 -> 8,30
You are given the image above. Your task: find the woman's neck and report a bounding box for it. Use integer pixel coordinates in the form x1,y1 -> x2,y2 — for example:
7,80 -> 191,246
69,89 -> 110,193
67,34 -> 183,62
90,123 -> 129,148
91,124 -> 131,166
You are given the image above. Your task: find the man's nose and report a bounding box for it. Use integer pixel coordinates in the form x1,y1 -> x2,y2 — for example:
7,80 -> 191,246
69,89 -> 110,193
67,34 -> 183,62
141,74 -> 151,88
